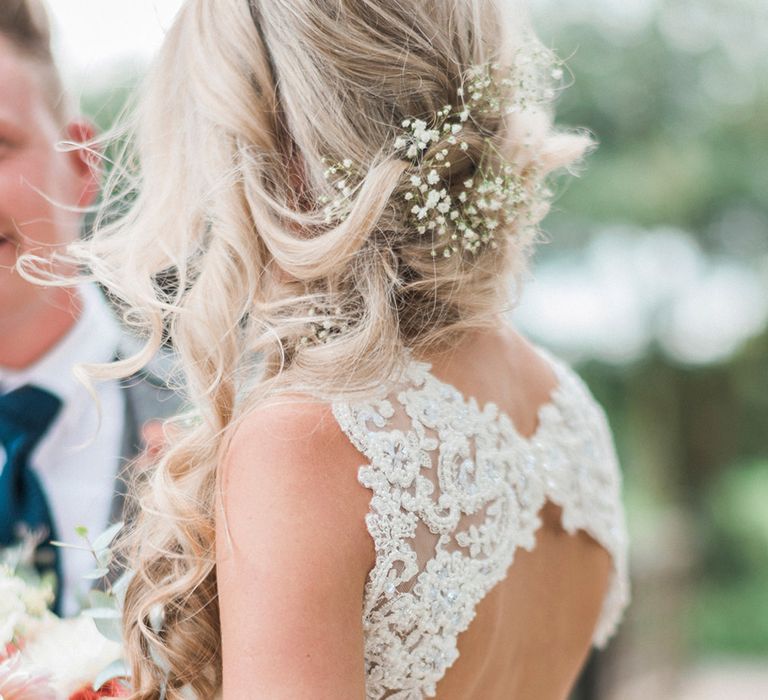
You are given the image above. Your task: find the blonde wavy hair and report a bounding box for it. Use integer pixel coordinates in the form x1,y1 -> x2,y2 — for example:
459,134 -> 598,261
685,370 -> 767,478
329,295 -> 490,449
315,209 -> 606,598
25,0 -> 590,697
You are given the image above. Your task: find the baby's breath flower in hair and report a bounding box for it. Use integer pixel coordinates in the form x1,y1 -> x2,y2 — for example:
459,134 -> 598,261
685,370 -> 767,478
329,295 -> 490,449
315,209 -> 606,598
319,157 -> 357,224
321,43 -> 564,258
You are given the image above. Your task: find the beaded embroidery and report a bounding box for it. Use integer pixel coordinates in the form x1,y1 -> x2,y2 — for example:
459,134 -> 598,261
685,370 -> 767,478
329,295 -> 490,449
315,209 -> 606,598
331,347 -> 630,699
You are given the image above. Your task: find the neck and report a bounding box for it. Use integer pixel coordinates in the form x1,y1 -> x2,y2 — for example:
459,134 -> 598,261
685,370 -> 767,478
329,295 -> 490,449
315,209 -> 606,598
0,286 -> 82,370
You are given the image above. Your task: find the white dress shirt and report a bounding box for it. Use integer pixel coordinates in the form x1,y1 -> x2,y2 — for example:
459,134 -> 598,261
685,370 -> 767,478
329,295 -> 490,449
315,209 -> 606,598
0,284 -> 125,616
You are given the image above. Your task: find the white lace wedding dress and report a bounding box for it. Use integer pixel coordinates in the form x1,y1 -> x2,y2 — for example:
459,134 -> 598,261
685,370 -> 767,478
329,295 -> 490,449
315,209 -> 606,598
331,346 -> 630,700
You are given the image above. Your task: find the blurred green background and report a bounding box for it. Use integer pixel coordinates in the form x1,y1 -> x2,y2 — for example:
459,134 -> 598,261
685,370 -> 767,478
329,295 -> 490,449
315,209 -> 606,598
55,0 -> 767,697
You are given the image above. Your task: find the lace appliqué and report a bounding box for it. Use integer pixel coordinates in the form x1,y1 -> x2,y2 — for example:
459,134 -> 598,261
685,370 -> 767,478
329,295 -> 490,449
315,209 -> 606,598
331,349 -> 630,700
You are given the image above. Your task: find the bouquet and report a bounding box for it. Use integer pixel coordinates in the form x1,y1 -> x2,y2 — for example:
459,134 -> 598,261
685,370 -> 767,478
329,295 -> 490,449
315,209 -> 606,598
0,525 -> 129,700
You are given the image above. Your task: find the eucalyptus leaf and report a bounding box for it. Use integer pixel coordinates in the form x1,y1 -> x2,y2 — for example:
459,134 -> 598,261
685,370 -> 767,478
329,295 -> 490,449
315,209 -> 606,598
92,658 -> 129,690
83,608 -> 123,643
82,608 -> 123,644
92,615 -> 123,644
49,540 -> 91,551
112,569 -> 136,607
89,590 -> 117,611
92,521 -> 125,552
83,606 -> 121,619
112,568 -> 135,595
96,547 -> 113,570
82,567 -> 110,580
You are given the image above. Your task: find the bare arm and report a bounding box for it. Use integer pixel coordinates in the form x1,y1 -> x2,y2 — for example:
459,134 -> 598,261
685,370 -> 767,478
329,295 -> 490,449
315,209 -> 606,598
216,400 -> 375,699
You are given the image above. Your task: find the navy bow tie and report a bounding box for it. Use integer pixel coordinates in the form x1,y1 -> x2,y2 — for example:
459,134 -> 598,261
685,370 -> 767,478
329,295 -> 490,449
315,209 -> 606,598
0,384 -> 63,613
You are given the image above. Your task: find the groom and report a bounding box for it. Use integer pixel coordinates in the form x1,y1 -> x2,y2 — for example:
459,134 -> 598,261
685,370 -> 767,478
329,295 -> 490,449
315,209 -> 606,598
0,0 -> 180,616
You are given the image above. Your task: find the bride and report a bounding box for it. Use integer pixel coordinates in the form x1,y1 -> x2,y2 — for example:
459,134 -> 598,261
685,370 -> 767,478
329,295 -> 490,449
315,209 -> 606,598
50,0 -> 630,697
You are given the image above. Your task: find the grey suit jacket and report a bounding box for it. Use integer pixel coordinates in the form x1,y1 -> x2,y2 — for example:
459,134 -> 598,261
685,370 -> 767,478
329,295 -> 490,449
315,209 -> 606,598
108,349 -> 183,525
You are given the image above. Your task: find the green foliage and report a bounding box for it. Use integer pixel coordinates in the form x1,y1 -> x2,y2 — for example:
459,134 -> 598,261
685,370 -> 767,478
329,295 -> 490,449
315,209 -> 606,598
52,522 -> 128,687
690,461 -> 768,653
537,9 -> 768,257
688,577 -> 768,654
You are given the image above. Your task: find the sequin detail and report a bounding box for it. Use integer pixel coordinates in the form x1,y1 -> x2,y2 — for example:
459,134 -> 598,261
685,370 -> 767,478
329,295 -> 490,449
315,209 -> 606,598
331,347 -> 630,700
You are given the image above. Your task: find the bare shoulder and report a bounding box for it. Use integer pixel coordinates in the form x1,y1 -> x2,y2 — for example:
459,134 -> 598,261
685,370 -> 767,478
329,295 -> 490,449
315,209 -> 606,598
220,395 -> 375,571
216,396 -> 375,697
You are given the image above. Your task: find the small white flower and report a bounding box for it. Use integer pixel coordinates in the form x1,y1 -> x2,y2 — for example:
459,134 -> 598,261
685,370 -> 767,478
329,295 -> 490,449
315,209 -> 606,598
427,170 -> 440,185
342,159 -> 353,169
425,190 -> 442,209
